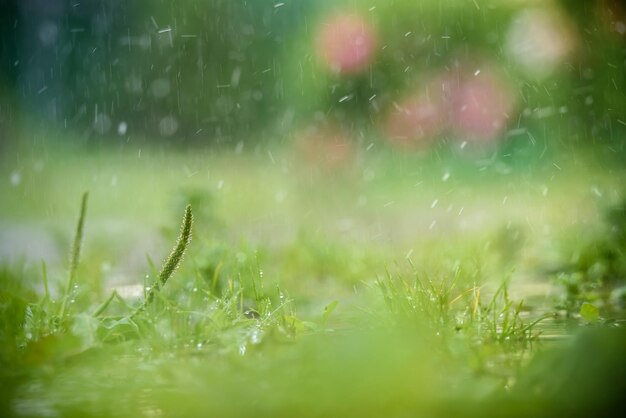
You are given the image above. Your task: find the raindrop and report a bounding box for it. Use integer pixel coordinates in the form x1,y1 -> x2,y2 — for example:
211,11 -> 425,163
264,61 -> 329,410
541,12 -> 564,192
231,67 -> 242,87
591,186 -> 602,197
9,171 -> 21,187
250,328 -> 263,345
159,115 -> 179,137
118,122 -> 128,135
38,21 -> 59,46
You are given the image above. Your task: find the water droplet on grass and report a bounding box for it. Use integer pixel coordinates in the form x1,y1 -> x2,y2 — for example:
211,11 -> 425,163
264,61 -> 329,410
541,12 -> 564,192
250,328 -> 263,345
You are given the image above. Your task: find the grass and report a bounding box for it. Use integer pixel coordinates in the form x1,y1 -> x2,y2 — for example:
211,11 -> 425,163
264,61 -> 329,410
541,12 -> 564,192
58,192 -> 88,323
131,204 -> 193,317
1,141 -> 625,417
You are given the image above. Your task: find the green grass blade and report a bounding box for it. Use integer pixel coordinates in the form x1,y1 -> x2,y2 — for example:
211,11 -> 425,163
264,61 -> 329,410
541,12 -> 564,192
40,259 -> 50,304
59,192 -> 88,319
93,290 -> 119,317
69,192 -> 89,286
133,205 -> 193,317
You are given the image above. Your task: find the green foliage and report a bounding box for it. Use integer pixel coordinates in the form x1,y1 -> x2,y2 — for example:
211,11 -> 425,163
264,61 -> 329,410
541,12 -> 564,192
0,195 -> 305,365
554,272 -> 599,317
554,196 -> 626,316
579,302 -> 600,322
281,230 -> 384,286
1,152 -> 625,416
376,267 -> 547,348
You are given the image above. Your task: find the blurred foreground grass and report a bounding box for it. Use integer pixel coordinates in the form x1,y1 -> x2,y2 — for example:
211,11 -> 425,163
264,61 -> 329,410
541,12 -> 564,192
1,140 -> 625,417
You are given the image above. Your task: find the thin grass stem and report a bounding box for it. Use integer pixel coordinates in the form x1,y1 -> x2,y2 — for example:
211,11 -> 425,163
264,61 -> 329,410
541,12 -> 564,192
59,192 -> 88,319
132,205 -> 193,318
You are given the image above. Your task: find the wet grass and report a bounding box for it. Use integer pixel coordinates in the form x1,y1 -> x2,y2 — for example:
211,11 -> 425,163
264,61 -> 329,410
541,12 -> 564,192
1,143 -> 625,417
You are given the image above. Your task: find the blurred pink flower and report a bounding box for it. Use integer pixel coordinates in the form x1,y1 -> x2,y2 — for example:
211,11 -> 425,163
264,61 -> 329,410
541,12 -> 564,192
451,69 -> 517,144
382,65 -> 517,151
381,73 -> 456,150
316,13 -> 377,75
382,94 -> 447,150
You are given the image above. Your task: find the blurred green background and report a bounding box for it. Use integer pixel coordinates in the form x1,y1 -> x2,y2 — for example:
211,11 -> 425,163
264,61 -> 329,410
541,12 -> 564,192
1,0 -> 625,152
